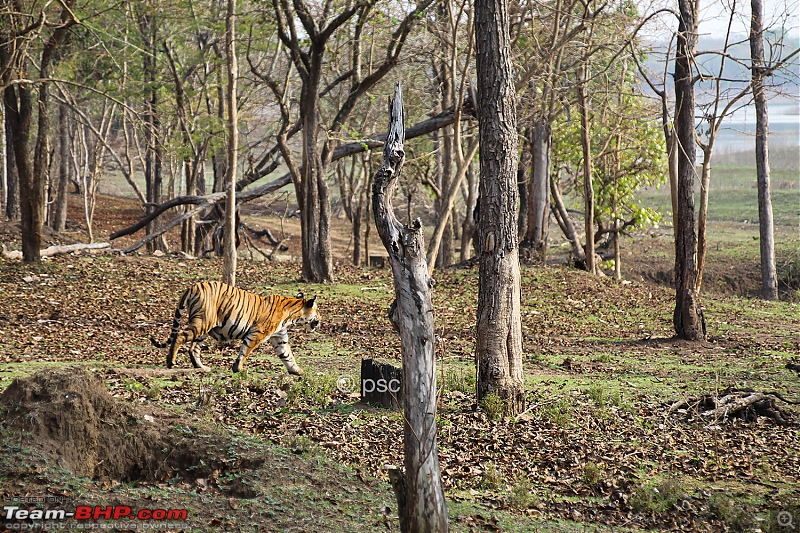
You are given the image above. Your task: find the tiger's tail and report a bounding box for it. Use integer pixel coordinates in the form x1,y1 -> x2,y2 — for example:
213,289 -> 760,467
150,287 -> 191,349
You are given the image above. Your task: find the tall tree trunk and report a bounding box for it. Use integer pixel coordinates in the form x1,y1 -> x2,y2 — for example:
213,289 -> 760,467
750,0 -> 778,300
666,132 -> 678,240
474,0 -> 525,415
52,104 -> 70,232
673,0 -> 705,340
696,146 -> 712,292
577,62 -> 596,275
222,0 -> 238,286
524,117 -> 551,262
372,83 -> 448,533
0,101 -> 5,218
298,48 -> 334,283
4,102 -> 20,221
459,161 -> 478,262
613,132 -> 621,280
4,83 -> 38,261
141,13 -> 165,253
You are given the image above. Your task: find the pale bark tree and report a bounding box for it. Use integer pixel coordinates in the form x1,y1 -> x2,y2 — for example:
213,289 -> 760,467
223,0 -> 238,286
50,104 -> 70,232
427,0 -> 475,270
750,0 -> 778,300
474,0 -> 525,414
373,83 -> 448,533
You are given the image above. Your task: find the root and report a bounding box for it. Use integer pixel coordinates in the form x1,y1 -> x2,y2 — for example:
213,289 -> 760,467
668,388 -> 796,426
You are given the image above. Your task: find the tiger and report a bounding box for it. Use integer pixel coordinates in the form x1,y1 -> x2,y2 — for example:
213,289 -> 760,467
151,281 -> 319,374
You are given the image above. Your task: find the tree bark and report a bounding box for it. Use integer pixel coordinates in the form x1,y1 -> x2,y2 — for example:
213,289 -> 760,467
51,104 -> 70,232
474,0 -> 525,415
750,0 -> 778,300
4,83 -> 38,261
577,62 -> 596,275
140,11 -> 166,253
372,83 -> 448,533
523,117 -> 551,262
3,109 -> 19,221
673,0 -> 705,340
223,0 -> 238,286
293,37 -> 335,283
459,161 -> 478,262
550,173 -> 585,265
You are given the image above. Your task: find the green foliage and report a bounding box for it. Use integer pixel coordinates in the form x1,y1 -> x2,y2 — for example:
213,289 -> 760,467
543,398 -> 573,427
441,367 -> 476,394
778,249 -> 800,298
582,462 -> 606,491
551,62 -> 667,241
479,392 -> 506,421
584,384 -> 623,410
281,434 -> 318,455
480,463 -> 504,490
708,492 -> 754,531
286,373 -> 337,408
509,478 -> 539,508
631,477 -> 687,514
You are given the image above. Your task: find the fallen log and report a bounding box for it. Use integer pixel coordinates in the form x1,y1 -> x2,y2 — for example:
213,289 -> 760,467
2,242 -> 110,259
110,109 -> 470,242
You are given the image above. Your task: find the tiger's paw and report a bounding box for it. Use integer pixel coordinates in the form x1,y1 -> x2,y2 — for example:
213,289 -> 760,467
288,367 -> 303,376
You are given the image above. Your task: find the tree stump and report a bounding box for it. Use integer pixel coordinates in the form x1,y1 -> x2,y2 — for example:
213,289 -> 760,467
360,359 -> 403,409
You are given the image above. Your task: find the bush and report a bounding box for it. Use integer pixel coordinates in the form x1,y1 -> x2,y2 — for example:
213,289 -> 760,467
479,392 -> 506,420
287,373 -> 337,407
631,477 -> 687,514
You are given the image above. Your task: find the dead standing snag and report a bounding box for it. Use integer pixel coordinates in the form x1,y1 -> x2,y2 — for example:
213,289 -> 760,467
371,82 -> 448,533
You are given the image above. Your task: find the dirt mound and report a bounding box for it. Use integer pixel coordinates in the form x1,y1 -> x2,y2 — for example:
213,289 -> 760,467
0,366 -> 255,483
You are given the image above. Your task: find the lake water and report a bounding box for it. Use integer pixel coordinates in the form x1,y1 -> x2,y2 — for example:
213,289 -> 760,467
713,102 -> 800,153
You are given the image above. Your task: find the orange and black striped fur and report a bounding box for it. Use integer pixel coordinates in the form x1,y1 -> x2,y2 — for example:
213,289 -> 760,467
151,281 -> 319,374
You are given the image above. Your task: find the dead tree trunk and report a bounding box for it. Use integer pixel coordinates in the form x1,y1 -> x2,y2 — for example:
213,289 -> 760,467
372,83 -> 448,533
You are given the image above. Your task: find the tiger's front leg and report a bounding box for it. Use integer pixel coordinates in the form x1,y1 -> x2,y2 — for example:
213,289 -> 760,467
269,328 -> 302,375
231,330 -> 267,373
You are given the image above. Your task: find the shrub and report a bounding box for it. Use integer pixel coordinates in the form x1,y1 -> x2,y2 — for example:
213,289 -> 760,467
631,477 -> 687,514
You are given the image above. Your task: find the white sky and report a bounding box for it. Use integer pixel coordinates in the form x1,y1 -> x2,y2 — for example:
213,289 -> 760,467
639,0 -> 800,40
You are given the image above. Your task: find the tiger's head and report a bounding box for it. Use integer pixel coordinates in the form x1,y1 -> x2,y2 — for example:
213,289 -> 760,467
295,293 -> 320,333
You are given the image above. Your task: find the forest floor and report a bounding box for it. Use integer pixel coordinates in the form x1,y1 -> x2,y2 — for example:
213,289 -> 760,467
0,194 -> 798,532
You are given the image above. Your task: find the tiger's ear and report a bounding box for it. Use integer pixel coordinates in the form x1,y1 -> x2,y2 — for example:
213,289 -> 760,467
304,295 -> 317,308
295,291 -> 304,299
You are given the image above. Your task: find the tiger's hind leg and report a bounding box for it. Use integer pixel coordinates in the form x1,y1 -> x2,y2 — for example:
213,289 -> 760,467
268,328 -> 302,375
167,317 -> 209,369
188,342 -> 210,371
